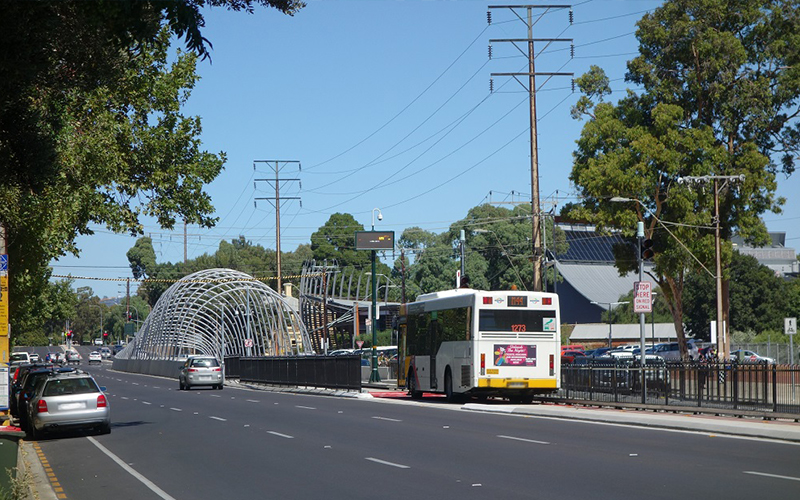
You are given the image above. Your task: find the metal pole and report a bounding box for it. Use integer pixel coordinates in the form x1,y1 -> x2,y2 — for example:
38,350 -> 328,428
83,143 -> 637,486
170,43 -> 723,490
460,229 -> 466,280
638,221 -> 647,402
369,248 -> 381,382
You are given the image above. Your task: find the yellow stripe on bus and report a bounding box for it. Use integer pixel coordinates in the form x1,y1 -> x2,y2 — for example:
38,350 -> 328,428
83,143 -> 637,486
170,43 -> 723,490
477,378 -> 558,389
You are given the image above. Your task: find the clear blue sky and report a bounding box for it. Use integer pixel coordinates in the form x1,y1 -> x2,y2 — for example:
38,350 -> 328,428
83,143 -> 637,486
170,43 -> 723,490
50,0 -> 800,299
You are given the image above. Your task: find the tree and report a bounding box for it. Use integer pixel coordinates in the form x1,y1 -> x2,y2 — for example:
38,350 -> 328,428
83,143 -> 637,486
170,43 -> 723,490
310,213 -> 370,269
567,0 -> 799,359
683,252 -> 789,339
1,0 -> 304,346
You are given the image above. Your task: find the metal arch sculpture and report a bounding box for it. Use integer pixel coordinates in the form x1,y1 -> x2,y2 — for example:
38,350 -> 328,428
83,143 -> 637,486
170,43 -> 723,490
117,268 -> 313,361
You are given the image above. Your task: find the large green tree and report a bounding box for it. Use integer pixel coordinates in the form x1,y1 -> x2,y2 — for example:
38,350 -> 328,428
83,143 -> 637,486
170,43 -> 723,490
310,213 -> 371,270
567,0 -> 800,358
1,1 -> 304,341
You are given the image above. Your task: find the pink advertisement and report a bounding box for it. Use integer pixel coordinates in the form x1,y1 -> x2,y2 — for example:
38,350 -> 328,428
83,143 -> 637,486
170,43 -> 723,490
494,344 -> 536,366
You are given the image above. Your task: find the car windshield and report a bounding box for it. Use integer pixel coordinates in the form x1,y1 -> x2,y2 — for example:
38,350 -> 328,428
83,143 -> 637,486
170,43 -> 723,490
43,378 -> 99,397
10,353 -> 27,361
190,358 -> 219,368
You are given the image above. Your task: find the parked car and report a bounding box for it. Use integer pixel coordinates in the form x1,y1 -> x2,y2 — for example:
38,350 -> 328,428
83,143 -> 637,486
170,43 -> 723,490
16,367 -> 74,430
88,351 -> 102,365
179,356 -> 223,390
730,349 -> 775,364
588,347 -> 613,358
652,341 -> 699,361
561,350 -> 587,364
10,352 -> 30,367
26,369 -> 110,438
29,353 -> 40,363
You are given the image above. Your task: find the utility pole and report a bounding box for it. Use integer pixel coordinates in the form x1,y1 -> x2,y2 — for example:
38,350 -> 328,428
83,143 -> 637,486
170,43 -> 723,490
254,160 -> 301,294
183,220 -> 188,263
679,174 -> 745,361
488,4 -> 573,291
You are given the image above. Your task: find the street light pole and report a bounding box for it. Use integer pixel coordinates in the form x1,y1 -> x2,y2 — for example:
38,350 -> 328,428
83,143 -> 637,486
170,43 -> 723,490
590,301 -> 629,348
369,208 -> 382,383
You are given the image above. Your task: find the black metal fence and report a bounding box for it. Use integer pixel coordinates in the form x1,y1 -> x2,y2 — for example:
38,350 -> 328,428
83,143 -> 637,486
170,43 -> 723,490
561,359 -> 800,415
225,355 -> 362,391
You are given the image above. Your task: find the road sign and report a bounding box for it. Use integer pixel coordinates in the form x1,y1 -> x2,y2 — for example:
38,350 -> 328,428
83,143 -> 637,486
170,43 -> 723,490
244,338 -> 254,348
785,317 -> 797,336
356,340 -> 364,349
633,281 -> 652,313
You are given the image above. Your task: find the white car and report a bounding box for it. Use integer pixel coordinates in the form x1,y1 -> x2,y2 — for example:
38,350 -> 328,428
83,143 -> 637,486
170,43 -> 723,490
731,349 -> 775,364
88,351 -> 102,364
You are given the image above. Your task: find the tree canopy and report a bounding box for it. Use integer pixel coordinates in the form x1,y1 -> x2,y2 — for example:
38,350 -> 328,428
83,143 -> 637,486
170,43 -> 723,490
1,1 -> 304,342
566,0 -> 800,357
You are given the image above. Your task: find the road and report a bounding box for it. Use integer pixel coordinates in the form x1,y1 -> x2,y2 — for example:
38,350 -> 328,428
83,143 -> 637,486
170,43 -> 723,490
15,347 -> 800,499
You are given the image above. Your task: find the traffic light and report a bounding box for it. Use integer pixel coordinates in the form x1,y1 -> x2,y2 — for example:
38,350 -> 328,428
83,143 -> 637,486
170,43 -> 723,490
641,238 -> 655,260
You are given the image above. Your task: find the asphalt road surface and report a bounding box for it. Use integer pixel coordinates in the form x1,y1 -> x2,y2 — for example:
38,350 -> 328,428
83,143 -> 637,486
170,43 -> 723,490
17,349 -> 800,500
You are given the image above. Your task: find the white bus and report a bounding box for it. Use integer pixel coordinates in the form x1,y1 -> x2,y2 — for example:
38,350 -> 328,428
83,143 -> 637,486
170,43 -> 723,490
398,288 -> 560,403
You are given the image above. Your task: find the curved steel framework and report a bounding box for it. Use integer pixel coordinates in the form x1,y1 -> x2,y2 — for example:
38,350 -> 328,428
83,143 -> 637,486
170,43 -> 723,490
117,269 -> 312,360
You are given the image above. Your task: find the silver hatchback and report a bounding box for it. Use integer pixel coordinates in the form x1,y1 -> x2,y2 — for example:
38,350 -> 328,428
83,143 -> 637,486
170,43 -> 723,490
27,371 -> 111,438
179,356 -> 223,390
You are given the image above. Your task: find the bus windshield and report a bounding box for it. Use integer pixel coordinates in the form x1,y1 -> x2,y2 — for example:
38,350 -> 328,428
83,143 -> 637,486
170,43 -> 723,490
478,309 -> 556,333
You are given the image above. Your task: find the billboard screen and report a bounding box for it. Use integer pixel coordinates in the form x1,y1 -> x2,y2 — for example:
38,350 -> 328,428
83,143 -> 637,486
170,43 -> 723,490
355,231 -> 395,250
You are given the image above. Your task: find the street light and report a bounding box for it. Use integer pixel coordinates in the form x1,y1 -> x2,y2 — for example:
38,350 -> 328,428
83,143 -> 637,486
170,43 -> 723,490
89,304 -> 104,344
590,301 -> 630,348
369,207 -> 382,383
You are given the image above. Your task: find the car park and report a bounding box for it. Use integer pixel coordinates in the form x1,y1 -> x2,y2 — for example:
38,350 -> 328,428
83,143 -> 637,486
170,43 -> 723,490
26,370 -> 110,438
730,349 -> 775,364
179,356 -> 223,390
88,351 -> 102,365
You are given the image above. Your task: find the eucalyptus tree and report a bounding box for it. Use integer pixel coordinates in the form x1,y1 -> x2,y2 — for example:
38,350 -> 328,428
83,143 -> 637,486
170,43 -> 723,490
567,0 -> 799,357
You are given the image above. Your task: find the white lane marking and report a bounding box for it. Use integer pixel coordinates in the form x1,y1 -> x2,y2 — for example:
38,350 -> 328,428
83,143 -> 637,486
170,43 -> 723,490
497,435 -> 550,445
121,397 -> 129,400
142,401 -> 152,405
267,431 -> 294,439
246,399 -> 260,403
743,471 -> 800,482
209,416 -> 227,422
132,383 -> 139,386
87,437 -> 177,500
153,386 -> 160,389
170,408 -> 182,412
365,457 -> 410,469
210,394 -> 221,398
372,416 -> 402,422
295,405 -> 316,410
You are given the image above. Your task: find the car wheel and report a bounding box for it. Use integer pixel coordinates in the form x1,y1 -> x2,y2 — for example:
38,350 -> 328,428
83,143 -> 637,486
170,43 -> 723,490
30,425 -> 43,440
217,384 -> 223,390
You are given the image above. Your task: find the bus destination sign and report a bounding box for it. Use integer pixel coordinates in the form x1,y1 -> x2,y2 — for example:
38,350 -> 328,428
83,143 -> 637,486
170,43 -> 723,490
355,231 -> 395,250
507,295 -> 527,308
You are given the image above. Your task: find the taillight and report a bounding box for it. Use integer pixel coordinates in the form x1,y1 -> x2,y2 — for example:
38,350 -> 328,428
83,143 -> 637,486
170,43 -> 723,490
97,395 -> 108,408
37,400 -> 48,414
480,353 -> 486,376
212,367 -> 221,372
188,368 -> 198,372
549,354 -> 555,376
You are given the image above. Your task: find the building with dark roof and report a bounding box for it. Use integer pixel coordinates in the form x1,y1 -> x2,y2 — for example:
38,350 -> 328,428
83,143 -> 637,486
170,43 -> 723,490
551,223 -> 797,325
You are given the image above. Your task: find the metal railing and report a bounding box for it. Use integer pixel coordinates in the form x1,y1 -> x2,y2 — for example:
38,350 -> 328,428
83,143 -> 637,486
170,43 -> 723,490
227,355 -> 362,391
560,360 -> 800,415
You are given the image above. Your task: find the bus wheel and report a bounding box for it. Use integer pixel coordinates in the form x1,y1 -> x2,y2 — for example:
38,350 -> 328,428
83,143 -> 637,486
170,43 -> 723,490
408,370 -> 422,400
444,368 -> 456,403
